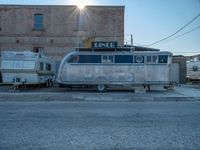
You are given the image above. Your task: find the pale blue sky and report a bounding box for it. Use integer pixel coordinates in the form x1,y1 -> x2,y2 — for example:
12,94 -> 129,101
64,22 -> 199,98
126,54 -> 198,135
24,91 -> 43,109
0,0 -> 200,56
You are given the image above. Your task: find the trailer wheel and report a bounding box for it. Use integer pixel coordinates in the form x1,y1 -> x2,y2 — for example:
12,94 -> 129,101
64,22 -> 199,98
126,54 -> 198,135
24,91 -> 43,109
49,79 -> 53,87
59,84 -> 64,88
147,84 -> 151,92
46,80 -> 49,87
46,79 -> 51,87
97,84 -> 106,92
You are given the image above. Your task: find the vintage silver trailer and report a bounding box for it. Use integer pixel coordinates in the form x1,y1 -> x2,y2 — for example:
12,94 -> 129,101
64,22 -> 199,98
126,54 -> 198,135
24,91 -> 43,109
1,51 -> 56,86
187,59 -> 200,81
57,50 -> 173,91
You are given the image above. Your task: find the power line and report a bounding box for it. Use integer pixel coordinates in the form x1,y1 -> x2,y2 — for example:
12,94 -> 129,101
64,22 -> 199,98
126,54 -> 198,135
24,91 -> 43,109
164,25 -> 200,42
172,52 -> 200,53
126,26 -> 200,46
124,39 -> 145,46
142,12 -> 200,46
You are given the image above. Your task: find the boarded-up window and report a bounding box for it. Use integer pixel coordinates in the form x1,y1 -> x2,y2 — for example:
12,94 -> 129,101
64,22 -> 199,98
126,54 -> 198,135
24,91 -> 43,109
34,14 -> 43,30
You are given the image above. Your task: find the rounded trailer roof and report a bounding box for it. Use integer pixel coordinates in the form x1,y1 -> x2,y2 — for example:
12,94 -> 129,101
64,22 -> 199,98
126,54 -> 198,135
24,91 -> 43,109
68,50 -> 173,56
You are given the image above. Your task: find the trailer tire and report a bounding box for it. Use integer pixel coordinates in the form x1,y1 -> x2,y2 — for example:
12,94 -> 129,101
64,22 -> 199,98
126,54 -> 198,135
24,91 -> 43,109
59,84 -> 64,88
49,79 -> 53,87
97,84 -> 106,92
46,79 -> 50,87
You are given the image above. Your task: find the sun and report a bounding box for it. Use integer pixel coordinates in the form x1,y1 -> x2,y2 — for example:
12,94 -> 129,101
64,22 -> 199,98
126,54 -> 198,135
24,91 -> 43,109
68,0 -> 95,9
78,4 -> 85,10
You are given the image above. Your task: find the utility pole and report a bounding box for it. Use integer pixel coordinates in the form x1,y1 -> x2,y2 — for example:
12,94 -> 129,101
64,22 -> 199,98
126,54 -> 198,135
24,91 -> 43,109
131,34 -> 133,51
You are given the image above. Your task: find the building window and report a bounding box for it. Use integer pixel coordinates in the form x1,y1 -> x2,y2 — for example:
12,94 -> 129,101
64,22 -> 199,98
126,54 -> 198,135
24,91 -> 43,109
34,14 -> 43,30
33,47 -> 44,53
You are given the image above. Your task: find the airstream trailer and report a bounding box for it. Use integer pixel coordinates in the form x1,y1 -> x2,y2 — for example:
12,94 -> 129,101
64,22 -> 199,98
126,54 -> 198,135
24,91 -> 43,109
57,49 -> 173,91
187,59 -> 200,81
1,51 -> 56,86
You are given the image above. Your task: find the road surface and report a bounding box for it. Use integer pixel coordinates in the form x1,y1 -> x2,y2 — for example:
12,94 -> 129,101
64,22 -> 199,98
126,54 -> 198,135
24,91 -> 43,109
0,101 -> 200,150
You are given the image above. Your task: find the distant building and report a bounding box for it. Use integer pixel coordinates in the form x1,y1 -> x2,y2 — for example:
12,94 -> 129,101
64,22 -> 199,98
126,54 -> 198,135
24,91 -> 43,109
0,5 -> 124,61
186,54 -> 200,61
172,55 -> 187,84
186,54 -> 200,81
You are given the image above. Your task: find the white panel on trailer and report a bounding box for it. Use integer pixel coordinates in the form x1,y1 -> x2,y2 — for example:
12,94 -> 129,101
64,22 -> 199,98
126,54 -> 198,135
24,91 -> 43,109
2,60 -> 35,70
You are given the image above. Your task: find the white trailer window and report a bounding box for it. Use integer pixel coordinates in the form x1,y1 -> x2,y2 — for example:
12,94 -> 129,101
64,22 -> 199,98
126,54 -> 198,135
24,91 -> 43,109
146,56 -> 158,63
39,62 -> 44,70
193,66 -> 198,71
68,55 -> 79,63
46,63 -> 51,71
158,55 -> 168,63
134,56 -> 144,63
115,55 -> 133,63
78,55 -> 101,63
102,55 -> 114,63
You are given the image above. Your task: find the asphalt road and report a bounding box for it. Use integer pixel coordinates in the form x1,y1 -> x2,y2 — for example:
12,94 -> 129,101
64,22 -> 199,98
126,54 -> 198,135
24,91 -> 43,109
0,101 -> 200,150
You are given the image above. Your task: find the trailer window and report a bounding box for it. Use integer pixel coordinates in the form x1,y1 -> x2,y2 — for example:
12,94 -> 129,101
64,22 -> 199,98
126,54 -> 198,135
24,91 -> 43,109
79,55 -> 101,63
193,66 -> 198,71
46,63 -> 51,71
146,56 -> 158,63
39,62 -> 43,70
115,55 -> 133,63
134,56 -> 144,63
68,55 -> 79,63
102,55 -> 114,63
158,55 -> 168,63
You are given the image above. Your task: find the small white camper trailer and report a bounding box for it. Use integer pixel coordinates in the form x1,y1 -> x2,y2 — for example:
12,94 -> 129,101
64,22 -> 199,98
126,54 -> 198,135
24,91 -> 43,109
1,51 -> 56,86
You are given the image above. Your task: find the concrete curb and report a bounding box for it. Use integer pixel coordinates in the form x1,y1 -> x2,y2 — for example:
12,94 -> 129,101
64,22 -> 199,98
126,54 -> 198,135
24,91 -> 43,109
0,92 -> 199,102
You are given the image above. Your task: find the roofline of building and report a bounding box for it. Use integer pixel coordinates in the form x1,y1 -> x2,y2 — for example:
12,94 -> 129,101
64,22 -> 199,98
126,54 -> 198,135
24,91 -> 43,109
0,4 -> 125,8
185,54 -> 200,58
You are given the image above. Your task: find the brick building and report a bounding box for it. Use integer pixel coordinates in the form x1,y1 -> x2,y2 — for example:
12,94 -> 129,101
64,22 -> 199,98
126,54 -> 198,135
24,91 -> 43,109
0,5 -> 124,61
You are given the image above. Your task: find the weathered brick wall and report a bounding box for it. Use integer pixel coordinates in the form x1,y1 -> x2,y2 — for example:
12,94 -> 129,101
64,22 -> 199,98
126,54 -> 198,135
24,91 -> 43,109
0,5 -> 124,60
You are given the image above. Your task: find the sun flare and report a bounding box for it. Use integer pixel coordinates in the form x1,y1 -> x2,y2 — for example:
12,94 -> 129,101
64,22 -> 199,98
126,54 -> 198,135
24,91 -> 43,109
78,4 -> 85,10
68,0 -> 95,8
